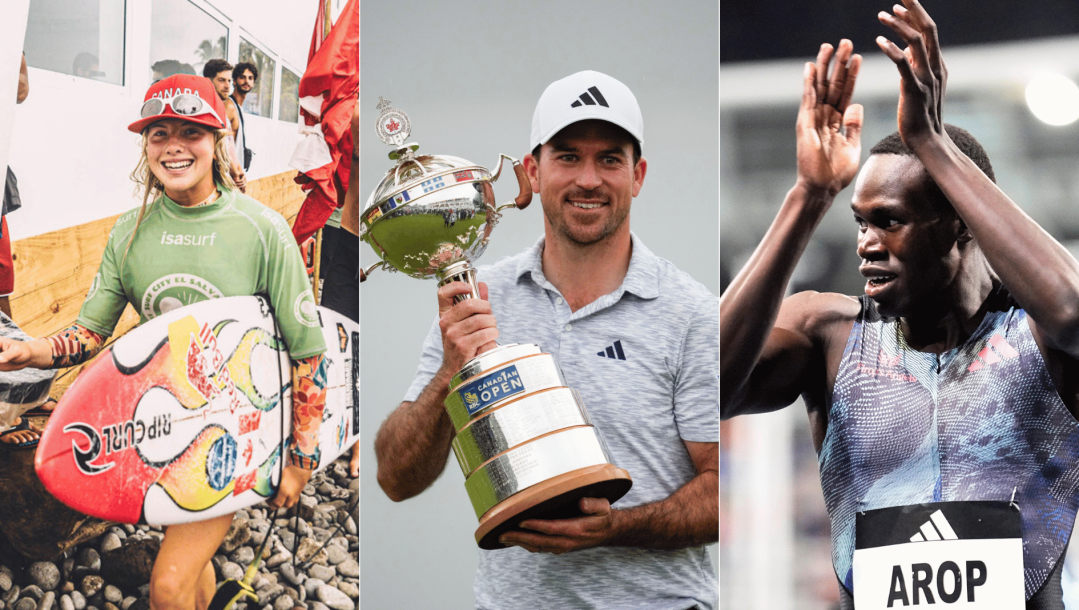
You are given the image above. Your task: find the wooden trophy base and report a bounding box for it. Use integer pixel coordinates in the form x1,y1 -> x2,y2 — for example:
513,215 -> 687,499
474,463 -> 632,550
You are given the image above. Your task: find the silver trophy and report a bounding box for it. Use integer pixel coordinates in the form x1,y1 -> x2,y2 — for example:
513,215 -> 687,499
362,99 -> 632,549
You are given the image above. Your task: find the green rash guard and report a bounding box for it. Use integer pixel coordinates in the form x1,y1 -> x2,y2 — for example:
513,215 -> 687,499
76,186 -> 326,360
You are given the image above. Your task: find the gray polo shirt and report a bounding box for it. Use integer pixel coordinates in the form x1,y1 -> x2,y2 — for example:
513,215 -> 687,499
404,232 -> 718,610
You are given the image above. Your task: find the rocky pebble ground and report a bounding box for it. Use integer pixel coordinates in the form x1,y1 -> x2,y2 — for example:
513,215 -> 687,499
0,458 -> 358,610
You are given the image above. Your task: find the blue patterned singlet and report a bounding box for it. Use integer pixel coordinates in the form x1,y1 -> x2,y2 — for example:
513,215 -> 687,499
821,294 -> 1079,600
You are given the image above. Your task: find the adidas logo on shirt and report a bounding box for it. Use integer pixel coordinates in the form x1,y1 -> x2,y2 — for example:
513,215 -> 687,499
967,333 -> 1019,372
597,340 -> 626,361
570,86 -> 609,108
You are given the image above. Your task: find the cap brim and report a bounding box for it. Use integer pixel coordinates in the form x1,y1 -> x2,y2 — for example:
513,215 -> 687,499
128,113 -> 224,134
534,113 -> 643,150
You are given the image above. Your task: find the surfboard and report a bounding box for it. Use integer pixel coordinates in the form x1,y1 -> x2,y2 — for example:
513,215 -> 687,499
34,295 -> 358,526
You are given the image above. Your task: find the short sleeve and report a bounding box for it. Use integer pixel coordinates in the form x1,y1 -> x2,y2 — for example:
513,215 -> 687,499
75,219 -> 132,338
402,316 -> 444,402
261,210 -> 325,359
673,294 -> 719,442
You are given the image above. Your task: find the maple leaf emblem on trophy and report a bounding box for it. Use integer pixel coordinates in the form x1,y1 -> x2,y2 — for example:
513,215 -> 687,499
386,118 -> 400,133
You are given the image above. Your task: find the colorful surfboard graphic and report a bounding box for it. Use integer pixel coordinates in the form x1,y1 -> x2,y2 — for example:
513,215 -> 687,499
35,297 -> 357,525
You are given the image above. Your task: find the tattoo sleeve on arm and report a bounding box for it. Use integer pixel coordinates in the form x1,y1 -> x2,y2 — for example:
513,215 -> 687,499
46,324 -> 107,368
288,353 -> 328,470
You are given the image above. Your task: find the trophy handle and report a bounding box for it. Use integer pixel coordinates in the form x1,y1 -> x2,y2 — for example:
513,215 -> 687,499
359,261 -> 387,282
491,154 -> 532,212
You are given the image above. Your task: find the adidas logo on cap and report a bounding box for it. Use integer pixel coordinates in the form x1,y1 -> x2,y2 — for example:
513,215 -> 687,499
531,70 -> 644,150
570,86 -> 609,108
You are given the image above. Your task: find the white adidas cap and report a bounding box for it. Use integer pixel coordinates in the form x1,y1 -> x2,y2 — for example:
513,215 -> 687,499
530,70 -> 643,151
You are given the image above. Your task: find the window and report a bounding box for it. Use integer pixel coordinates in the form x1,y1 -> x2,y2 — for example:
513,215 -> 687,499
149,0 -> 228,82
279,67 -> 300,123
239,39 -> 275,118
24,0 -> 125,85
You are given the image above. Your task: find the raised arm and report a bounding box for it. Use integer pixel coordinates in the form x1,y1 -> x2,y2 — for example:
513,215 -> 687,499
877,0 -> 1079,357
720,41 -> 863,418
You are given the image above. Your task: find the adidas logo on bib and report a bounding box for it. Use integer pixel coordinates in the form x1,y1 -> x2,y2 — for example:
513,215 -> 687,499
908,509 -> 957,542
853,502 -> 1023,608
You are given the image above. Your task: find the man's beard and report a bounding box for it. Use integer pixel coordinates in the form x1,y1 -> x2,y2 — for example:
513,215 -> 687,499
546,189 -> 629,246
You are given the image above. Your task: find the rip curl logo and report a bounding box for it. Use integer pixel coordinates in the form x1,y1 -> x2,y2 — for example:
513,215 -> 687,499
294,291 -> 320,328
64,423 -> 113,475
141,274 -> 224,319
63,415 -> 173,476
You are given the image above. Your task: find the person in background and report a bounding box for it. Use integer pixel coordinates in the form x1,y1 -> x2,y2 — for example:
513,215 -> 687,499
0,52 -> 29,321
151,59 -> 194,83
72,52 -> 101,80
202,59 -> 245,192
230,62 -> 257,172
327,100 -> 358,478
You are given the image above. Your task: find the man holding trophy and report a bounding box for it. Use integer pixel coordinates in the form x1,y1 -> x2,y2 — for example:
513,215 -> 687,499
372,71 -> 718,609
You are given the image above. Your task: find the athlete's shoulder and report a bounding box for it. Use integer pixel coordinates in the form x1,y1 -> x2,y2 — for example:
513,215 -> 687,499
623,232 -> 706,289
648,253 -> 714,301
107,201 -> 159,245
226,190 -> 276,217
779,291 -> 860,340
225,191 -> 295,247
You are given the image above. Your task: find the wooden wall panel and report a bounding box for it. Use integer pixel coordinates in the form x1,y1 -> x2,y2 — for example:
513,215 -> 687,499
5,172 -> 307,396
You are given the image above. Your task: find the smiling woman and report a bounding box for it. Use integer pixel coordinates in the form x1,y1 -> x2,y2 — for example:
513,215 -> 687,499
144,121 -> 222,205
0,72 -> 330,610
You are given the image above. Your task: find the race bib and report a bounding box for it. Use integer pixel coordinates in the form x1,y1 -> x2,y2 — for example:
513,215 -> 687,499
852,501 -> 1023,609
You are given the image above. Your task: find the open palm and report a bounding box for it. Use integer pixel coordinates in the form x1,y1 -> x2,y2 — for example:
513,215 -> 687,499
796,40 -> 863,196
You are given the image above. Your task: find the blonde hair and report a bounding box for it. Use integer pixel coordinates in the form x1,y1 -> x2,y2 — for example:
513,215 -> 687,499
122,127 -> 237,269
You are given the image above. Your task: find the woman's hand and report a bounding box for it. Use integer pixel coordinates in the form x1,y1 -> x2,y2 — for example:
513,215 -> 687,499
267,464 -> 314,509
0,337 -> 47,371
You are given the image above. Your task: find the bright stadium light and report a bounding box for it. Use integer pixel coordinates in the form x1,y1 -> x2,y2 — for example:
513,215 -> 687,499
1025,73 -> 1079,126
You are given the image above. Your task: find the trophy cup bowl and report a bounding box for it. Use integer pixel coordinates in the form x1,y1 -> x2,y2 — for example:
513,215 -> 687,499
362,99 -> 632,549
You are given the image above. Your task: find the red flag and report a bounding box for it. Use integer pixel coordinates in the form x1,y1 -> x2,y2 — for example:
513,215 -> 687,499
290,0 -> 358,245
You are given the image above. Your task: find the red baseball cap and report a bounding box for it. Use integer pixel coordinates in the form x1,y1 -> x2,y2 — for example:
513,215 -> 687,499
128,74 -> 226,134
